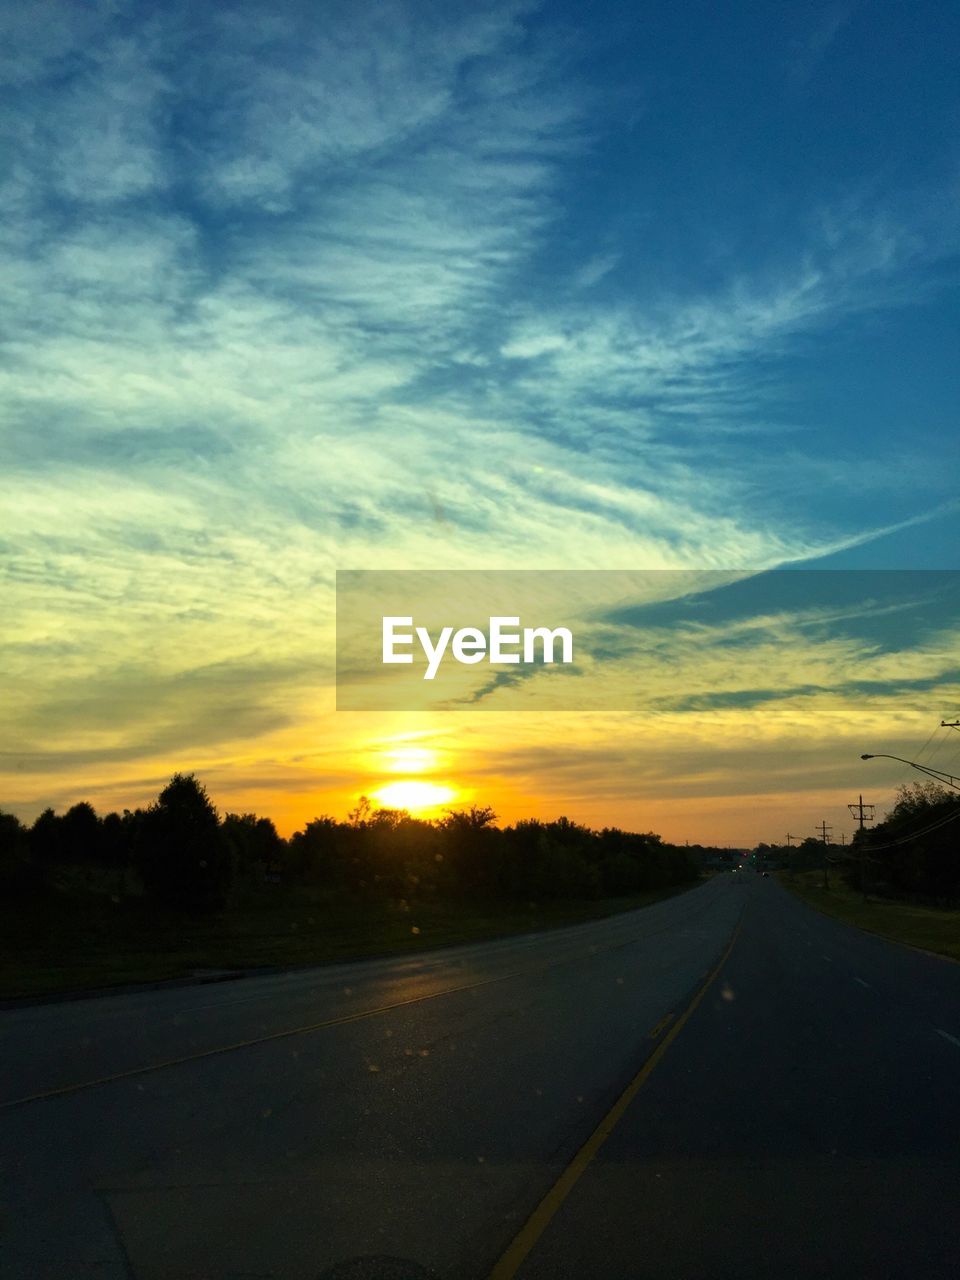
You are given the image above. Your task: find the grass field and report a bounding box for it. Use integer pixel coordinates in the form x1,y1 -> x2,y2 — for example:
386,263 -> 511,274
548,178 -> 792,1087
0,882 -> 697,1000
781,871 -> 960,963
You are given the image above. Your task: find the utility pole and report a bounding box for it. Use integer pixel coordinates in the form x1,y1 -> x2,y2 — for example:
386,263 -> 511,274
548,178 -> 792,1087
816,820 -> 832,889
942,720 -> 960,730
784,833 -> 800,876
783,834 -> 798,875
847,794 -> 875,902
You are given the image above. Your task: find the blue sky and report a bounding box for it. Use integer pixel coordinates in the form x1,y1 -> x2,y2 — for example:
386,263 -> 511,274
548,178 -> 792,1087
1,0 -> 958,838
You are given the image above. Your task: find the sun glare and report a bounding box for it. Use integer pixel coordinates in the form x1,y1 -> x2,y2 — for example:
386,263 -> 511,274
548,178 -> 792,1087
371,780 -> 457,813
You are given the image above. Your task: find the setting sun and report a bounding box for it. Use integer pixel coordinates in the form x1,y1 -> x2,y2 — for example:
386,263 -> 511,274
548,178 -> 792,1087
371,780 -> 458,813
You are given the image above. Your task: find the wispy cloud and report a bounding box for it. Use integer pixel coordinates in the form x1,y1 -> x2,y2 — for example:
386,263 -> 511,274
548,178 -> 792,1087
1,1 -> 956,827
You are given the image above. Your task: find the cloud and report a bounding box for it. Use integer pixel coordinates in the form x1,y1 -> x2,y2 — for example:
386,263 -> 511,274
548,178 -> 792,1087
1,1 -> 956,827
496,212 -> 939,418
192,1 -> 545,210
573,253 -> 619,289
0,1 -> 112,88
4,33 -> 170,207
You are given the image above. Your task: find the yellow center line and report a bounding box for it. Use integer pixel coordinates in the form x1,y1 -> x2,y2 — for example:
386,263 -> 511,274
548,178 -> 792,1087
647,1011 -> 675,1039
488,913 -> 744,1280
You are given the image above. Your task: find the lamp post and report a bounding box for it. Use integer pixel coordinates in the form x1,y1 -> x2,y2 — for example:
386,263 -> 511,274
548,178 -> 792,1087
860,754 -> 960,792
860,747 -> 960,901
858,755 -> 960,900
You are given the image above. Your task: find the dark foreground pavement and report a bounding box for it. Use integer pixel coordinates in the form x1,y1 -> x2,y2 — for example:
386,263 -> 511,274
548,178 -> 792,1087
511,877 -> 960,1280
1,874 -> 957,1279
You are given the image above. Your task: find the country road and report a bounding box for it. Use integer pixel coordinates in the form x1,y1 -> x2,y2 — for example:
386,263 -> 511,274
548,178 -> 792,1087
1,875 -> 958,1279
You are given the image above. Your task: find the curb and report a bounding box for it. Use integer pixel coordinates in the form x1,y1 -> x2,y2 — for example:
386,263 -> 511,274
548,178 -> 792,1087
0,967 -> 263,1010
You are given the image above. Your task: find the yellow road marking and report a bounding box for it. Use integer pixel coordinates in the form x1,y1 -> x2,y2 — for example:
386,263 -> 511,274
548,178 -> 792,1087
488,915 -> 743,1280
647,1011 -> 675,1039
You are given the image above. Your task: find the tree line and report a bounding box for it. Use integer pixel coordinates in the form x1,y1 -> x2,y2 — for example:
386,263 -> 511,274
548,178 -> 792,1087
754,781 -> 960,905
848,781 -> 960,904
0,773 -> 703,914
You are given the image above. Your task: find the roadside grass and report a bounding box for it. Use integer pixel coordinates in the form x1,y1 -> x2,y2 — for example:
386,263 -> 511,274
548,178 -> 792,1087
0,881 -> 696,1000
780,871 -> 960,962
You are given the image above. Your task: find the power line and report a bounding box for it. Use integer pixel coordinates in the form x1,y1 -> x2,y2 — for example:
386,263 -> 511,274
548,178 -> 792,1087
865,802 -> 960,852
815,819 -> 832,889
912,720 -> 943,767
940,721 -> 960,773
924,718 -> 960,773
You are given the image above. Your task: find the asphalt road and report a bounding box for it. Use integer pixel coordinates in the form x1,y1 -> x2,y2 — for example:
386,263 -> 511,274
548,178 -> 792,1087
1,875 -> 957,1279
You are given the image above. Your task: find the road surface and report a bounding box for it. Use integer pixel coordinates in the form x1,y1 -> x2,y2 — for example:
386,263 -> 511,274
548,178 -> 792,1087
1,874 -> 958,1278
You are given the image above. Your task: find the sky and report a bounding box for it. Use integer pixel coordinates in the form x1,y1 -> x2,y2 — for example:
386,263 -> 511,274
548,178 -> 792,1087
2,0 -> 959,845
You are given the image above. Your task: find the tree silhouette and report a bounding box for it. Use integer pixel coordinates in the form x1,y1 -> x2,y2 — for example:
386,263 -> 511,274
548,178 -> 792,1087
0,809 -> 32,892
28,808 -> 62,881
223,812 -> 286,887
61,801 -> 100,866
138,773 -> 231,912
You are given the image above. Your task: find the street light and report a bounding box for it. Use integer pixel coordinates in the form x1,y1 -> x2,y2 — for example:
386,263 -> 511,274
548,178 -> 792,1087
860,754 -> 960,792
